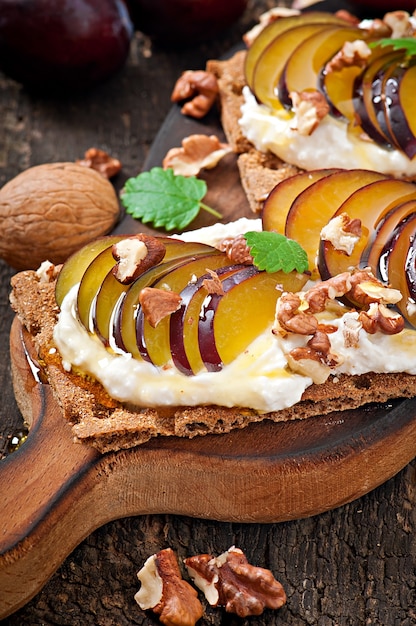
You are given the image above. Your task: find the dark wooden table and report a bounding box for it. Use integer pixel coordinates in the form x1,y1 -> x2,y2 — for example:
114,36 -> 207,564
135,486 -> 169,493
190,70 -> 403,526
0,1 -> 415,624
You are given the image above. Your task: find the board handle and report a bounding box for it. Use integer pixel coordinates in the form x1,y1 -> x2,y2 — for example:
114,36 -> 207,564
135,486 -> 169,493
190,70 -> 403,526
0,320 -> 100,618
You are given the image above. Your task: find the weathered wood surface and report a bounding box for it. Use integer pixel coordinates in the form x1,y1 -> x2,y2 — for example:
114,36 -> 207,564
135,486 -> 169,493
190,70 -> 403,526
0,1 -> 415,624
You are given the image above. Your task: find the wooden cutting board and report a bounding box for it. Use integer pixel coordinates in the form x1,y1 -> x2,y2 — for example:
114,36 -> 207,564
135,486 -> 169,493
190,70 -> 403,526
1,86 -> 416,620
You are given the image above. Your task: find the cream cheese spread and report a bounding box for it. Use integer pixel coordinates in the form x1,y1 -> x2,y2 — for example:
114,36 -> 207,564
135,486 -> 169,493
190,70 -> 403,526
53,220 -> 416,412
239,87 -> 416,179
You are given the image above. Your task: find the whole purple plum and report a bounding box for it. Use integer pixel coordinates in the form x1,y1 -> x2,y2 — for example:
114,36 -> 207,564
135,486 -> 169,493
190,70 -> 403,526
0,0 -> 133,92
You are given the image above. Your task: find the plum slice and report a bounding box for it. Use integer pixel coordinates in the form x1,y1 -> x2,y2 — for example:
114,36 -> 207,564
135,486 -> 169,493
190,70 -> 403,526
114,244 -> 221,359
383,61 -> 416,158
114,256 -> 203,360
318,42 -> 391,122
277,25 -> 365,109
93,239 -> 217,346
284,169 -> 387,273
198,266 -> 309,371
77,244 -> 126,333
244,11 -> 347,90
367,199 -> 416,280
320,61 -> 363,121
251,22 -> 338,110
198,266 -> 259,371
353,50 -> 404,148
169,265 -> 245,375
136,253 -> 232,367
318,178 -> 416,280
262,168 -> 340,235
385,214 -> 416,327
77,238 -> 211,335
55,235 -> 123,308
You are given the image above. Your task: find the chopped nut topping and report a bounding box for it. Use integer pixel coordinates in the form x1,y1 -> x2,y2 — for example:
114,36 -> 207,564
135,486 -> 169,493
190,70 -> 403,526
287,330 -> 340,384
171,70 -> 219,119
304,272 -> 353,314
383,10 -> 414,38
185,546 -> 286,617
286,350 -> 332,384
289,90 -> 330,135
273,269 -> 406,381
358,302 -> 405,335
217,233 -> 253,265
135,548 -> 203,626
243,7 -> 300,46
76,147 -> 122,179
320,213 -> 362,256
36,260 -> 60,283
366,18 -> 392,38
139,287 -> 182,328
163,134 -> 232,177
342,314 -> 361,348
274,292 -> 319,336
348,270 -> 402,306
325,39 -> 372,74
112,235 -> 166,284
201,268 -> 224,295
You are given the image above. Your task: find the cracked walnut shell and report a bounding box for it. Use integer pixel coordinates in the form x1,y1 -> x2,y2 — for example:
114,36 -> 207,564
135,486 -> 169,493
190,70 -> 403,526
0,162 -> 120,270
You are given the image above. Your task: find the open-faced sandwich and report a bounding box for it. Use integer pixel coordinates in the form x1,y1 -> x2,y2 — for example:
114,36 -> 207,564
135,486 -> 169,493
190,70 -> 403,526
205,7 -> 416,211
8,7 -> 416,454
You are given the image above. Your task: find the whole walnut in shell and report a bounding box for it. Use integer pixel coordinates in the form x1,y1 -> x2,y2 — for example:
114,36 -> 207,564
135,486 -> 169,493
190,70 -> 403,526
0,162 -> 120,270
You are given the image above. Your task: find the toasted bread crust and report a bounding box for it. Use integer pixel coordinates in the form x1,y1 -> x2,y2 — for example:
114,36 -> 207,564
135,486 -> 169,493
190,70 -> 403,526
9,269 -> 416,453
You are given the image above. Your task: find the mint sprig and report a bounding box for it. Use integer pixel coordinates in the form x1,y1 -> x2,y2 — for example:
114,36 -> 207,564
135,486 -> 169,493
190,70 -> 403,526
120,167 -> 222,231
369,38 -> 416,57
244,231 -> 308,274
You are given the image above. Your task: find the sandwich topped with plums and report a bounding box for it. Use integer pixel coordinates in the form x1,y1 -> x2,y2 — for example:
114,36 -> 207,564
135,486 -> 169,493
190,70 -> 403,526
204,7 -> 416,211
9,7 -> 416,453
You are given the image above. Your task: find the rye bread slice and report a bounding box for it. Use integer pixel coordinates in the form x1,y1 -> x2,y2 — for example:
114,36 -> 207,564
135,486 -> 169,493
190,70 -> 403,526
9,268 -> 416,454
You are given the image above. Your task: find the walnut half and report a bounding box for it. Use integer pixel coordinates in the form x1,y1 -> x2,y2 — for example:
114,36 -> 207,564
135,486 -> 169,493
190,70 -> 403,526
163,134 -> 232,177
185,546 -> 287,617
171,70 -> 219,119
135,548 -> 203,626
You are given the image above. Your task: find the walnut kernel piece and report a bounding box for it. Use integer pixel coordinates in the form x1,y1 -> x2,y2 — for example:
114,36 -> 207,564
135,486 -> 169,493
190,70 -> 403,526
0,162 -> 120,271
289,89 -> 330,135
139,287 -> 182,328
76,147 -> 122,179
274,269 -> 406,381
185,546 -> 286,617
325,39 -> 372,74
320,213 -> 362,255
348,270 -> 402,307
217,234 -> 253,265
36,260 -> 60,283
358,302 -> 405,335
112,234 -> 166,284
243,7 -> 300,46
383,10 -> 414,38
171,70 -> 219,119
274,292 -> 319,336
163,134 -> 232,177
135,548 -> 203,626
201,268 -> 224,295
287,330 -> 340,384
286,350 -> 332,384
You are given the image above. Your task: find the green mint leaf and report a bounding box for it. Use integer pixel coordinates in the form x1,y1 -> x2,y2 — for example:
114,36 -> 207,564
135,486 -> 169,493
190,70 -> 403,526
120,167 -> 221,231
244,231 -> 308,274
369,38 -> 416,57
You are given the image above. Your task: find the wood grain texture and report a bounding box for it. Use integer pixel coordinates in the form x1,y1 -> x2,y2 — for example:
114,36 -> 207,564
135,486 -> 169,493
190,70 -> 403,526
0,1 -> 415,625
3,316 -> 415,619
